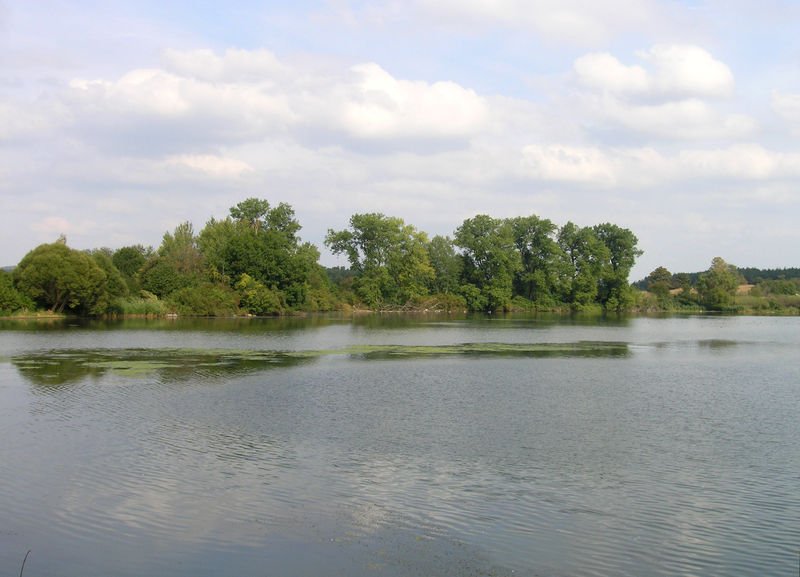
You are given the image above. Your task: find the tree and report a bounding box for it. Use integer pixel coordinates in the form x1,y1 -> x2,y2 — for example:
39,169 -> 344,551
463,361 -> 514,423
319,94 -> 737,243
556,222 -> 608,308
427,235 -> 462,295
325,213 -> 433,308
199,199 -> 318,309
0,270 -> 34,313
647,266 -> 672,303
454,215 -> 521,311
696,257 -> 739,310
592,223 -> 643,310
229,198 -> 270,233
507,215 -> 560,304
159,221 -> 203,275
235,273 -> 284,315
88,250 -> 128,313
113,245 -> 150,277
14,242 -> 108,314
138,258 -> 186,298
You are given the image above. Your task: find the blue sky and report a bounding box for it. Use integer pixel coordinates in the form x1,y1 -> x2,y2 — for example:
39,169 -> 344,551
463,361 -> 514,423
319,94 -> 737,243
2,0 -> 800,280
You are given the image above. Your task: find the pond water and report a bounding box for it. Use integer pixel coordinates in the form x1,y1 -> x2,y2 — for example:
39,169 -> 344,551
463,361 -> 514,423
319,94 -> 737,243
0,314 -> 798,576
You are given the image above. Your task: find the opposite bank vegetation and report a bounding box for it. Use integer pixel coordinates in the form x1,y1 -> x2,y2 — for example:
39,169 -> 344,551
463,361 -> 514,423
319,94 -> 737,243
1,198 -> 798,318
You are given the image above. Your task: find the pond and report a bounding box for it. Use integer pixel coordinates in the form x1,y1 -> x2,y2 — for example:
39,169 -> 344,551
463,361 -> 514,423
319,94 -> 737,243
0,314 -> 798,576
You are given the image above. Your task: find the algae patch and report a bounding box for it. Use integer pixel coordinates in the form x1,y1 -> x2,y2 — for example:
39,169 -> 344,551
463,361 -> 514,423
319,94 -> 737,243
10,341 -> 628,387
342,341 -> 629,359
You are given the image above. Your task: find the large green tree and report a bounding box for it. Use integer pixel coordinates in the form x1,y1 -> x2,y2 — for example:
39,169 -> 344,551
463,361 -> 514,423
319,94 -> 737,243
427,235 -> 462,295
14,242 -> 108,314
198,199 -> 317,310
454,215 -> 521,311
507,215 -> 561,304
556,222 -> 608,308
592,223 -> 643,310
325,213 -> 434,308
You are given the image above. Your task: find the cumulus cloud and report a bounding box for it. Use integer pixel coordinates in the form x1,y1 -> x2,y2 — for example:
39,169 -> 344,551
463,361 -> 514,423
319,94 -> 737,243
574,44 -> 735,100
640,44 -> 735,99
58,52 -> 492,155
65,65 -> 294,153
570,44 -> 752,140
333,63 -> 487,140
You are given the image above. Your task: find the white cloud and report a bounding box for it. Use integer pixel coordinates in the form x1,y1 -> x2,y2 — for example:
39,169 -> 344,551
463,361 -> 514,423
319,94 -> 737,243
679,144 -> 800,180
66,64 -> 294,151
570,45 -> 751,140
518,143 -> 800,187
575,44 -> 735,100
163,154 -> 254,178
334,63 -> 488,140
641,44 -> 735,99
573,53 -> 650,95
61,53 -> 490,154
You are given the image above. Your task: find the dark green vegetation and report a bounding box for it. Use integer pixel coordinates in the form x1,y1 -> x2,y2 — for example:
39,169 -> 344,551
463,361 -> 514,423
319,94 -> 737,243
2,197 -> 795,316
3,199 -> 646,316
325,213 -> 643,313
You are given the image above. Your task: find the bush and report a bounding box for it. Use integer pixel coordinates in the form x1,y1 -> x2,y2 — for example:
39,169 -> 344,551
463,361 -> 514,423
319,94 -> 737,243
235,274 -> 284,315
112,295 -> 167,316
167,283 -> 239,316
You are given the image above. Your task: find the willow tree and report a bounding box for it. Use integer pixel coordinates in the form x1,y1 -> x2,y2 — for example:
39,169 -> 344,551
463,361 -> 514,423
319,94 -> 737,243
14,242 -> 108,314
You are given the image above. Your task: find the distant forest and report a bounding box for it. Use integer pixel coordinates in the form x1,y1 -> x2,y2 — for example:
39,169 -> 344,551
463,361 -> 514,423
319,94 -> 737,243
633,267 -> 800,289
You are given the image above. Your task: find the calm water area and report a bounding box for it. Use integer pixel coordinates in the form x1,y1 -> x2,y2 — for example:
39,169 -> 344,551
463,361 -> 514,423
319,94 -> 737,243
0,314 -> 798,576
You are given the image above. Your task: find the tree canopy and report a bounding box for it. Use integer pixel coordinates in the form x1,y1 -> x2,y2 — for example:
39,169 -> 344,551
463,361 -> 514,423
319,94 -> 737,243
14,243 -> 108,314
3,202 -> 656,316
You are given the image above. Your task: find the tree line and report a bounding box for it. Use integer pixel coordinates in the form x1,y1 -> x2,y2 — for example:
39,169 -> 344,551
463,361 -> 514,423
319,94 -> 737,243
0,198 -> 649,316
640,259 -> 800,312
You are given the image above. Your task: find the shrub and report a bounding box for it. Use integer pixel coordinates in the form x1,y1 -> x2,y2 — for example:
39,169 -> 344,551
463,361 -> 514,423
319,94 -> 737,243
168,283 -> 239,316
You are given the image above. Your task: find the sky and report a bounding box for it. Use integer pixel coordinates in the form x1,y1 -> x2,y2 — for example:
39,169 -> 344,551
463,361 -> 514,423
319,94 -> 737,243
2,0 -> 800,281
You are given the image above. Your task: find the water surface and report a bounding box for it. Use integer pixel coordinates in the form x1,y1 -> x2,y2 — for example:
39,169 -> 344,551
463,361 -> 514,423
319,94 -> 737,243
1,314 -> 798,576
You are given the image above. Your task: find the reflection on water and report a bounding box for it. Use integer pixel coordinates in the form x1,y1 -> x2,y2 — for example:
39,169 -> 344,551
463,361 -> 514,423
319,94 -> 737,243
1,315 -> 799,577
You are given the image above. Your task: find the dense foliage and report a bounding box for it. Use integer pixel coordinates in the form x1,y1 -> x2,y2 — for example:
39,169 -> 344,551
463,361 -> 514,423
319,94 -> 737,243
323,213 -> 645,312
5,197 -> 789,316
